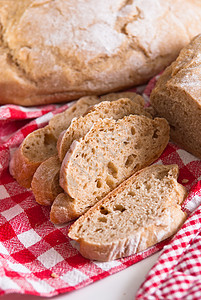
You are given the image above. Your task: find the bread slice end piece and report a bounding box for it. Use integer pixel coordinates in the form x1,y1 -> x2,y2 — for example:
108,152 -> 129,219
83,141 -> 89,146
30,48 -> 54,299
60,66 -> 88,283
50,193 -> 80,224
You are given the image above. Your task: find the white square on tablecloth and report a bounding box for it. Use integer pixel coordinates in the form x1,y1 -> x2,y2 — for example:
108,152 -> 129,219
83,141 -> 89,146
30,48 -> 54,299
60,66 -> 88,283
37,248 -> 64,269
17,229 -> 41,248
8,261 -> 31,273
0,243 -> 9,255
177,149 -> 199,165
61,269 -> 88,286
1,204 -> 23,220
27,278 -> 54,293
0,276 -> 21,291
0,185 -> 10,200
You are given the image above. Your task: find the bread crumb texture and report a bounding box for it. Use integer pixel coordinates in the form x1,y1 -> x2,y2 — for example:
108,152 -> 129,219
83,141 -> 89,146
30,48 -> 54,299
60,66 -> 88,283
60,115 -> 170,217
68,164 -> 187,261
150,34 -> 201,159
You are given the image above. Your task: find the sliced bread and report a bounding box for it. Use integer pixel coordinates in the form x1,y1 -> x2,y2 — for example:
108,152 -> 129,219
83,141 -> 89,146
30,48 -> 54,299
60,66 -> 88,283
31,155 -> 62,206
9,96 -> 100,188
9,125 -> 58,188
100,92 -> 144,106
49,96 -> 99,139
68,164 -> 187,261
50,193 -> 81,224
57,96 -> 150,161
60,115 -> 170,218
33,96 -> 149,206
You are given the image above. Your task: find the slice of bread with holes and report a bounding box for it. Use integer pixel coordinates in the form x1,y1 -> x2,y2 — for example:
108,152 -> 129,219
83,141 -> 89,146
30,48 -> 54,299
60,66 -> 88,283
32,96 -> 149,206
57,96 -> 148,161
60,115 -> 170,220
68,164 -> 187,261
9,92 -> 143,188
9,96 -> 100,188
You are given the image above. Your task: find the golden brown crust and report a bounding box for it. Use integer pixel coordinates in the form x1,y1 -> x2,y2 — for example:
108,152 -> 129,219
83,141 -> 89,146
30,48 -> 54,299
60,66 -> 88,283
1,1 -> 201,105
50,193 -> 80,224
31,155 -> 63,206
9,146 -> 39,188
9,125 -> 57,188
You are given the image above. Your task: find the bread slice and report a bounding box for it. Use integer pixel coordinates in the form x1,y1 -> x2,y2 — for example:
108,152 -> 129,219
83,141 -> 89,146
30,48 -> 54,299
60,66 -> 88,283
50,193 -> 81,224
150,34 -> 201,159
57,96 -> 150,161
49,96 -> 99,139
9,125 -> 58,188
31,155 -> 63,206
33,96 -> 149,207
60,115 -> 170,218
68,164 -> 187,261
9,96 -> 100,188
100,92 -> 144,106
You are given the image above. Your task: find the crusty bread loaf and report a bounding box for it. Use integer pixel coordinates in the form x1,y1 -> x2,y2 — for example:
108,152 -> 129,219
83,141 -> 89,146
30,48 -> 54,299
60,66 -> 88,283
57,96 -> 150,161
68,164 -> 187,261
150,34 -> 201,159
33,95 -> 149,206
1,1 -> 201,105
9,96 -> 100,188
60,115 -> 170,219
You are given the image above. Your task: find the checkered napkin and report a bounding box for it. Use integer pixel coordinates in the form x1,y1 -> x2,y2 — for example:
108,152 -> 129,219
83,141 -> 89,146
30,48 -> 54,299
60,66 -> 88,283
0,81 -> 201,297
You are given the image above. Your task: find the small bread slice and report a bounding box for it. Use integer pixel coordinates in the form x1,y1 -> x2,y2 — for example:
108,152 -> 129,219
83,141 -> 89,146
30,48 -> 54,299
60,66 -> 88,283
33,96 -> 149,206
60,115 -> 170,218
9,125 -> 58,188
50,193 -> 81,224
68,164 -> 187,261
9,96 -> 100,188
57,96 -> 150,161
31,155 -> 63,206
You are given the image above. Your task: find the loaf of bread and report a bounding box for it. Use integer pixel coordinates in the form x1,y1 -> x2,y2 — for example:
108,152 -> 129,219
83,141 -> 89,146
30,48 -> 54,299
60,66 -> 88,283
68,164 -> 187,261
150,34 -> 201,159
9,96 -> 100,188
32,96 -> 148,206
60,115 -> 170,219
1,1 -> 201,105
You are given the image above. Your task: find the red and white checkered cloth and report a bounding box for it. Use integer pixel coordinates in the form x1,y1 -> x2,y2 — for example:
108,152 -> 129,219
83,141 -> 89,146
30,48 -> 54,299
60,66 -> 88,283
136,184 -> 201,300
0,79 -> 201,297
